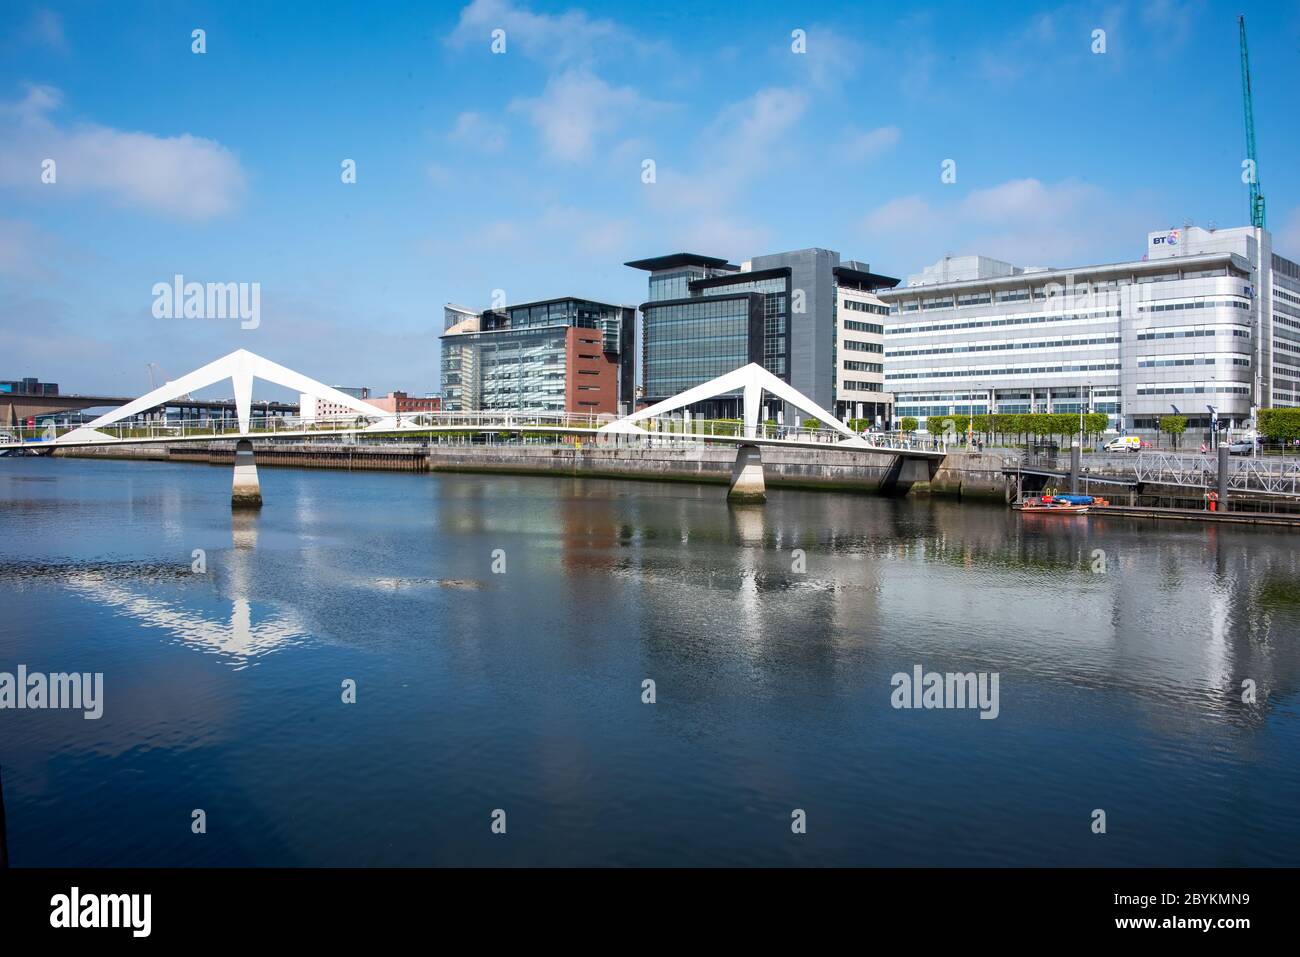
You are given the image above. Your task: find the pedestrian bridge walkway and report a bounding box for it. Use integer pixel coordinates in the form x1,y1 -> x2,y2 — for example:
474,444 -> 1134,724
0,349 -> 943,505
0,349 -> 941,459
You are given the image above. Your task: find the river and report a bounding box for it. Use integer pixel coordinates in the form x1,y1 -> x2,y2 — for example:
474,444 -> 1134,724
1,456 -> 1297,865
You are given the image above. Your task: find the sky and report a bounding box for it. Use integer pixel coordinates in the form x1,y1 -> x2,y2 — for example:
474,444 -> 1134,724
2,0 -> 1299,399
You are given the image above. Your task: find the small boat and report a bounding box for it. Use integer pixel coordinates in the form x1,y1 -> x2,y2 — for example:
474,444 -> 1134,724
1014,494 -> 1094,514
1015,501 -> 1090,514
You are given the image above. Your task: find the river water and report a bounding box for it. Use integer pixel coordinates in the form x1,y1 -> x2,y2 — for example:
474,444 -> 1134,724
1,456 -> 1297,866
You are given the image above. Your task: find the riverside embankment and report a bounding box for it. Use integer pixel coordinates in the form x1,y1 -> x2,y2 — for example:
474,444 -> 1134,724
51,441 -> 1009,500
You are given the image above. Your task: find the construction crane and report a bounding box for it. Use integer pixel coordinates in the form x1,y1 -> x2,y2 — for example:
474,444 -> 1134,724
1238,15 -> 1265,229
147,363 -> 192,399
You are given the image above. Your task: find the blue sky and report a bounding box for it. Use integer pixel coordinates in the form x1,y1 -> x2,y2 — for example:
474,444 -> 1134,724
2,0 -> 1298,398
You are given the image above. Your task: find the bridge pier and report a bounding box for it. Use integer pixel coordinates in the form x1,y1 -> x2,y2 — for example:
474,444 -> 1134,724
728,443 -> 766,503
231,439 -> 263,509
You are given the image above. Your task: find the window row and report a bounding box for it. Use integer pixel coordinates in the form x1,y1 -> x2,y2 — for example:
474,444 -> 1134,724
887,335 -> 1119,358
888,310 -> 1119,336
887,362 -> 1121,380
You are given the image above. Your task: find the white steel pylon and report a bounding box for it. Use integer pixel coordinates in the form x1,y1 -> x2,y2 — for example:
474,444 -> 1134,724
598,362 -> 865,443
54,348 -> 393,444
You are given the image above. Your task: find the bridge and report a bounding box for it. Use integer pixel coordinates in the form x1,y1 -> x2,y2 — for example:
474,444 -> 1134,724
1008,448 -> 1300,502
0,349 -> 943,506
1,389 -> 297,430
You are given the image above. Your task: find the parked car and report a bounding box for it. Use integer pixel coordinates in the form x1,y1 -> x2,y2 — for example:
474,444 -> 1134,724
1104,436 -> 1141,452
1226,439 -> 1254,456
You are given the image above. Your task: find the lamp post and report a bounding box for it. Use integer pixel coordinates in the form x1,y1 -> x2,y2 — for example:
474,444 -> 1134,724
1078,381 -> 1090,448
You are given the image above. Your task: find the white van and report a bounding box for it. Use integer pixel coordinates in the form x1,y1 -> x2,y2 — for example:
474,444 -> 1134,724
1104,435 -> 1141,452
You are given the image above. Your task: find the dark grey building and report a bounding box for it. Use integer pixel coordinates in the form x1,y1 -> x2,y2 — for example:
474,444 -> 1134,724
627,248 -> 873,419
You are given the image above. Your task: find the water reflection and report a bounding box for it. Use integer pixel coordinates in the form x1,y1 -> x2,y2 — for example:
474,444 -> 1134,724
56,510 -> 309,668
2,458 -> 1299,865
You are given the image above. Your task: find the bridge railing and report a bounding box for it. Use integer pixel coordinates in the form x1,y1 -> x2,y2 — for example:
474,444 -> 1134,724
1023,450 -> 1300,497
3,410 -> 933,451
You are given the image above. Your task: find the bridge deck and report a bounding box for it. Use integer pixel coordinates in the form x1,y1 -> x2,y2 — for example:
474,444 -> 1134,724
1,425 -> 946,459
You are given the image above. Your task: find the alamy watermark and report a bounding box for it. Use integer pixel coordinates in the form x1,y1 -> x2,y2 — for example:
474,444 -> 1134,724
0,665 -> 103,719
891,664 -> 999,719
152,274 -> 260,329
50,887 -> 150,937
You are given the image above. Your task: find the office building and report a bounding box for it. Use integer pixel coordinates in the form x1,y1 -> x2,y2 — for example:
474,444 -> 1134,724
1,377 -> 59,395
877,225 -> 1299,433
370,392 -> 442,414
438,297 -> 634,415
299,388 -> 370,423
1148,225 -> 1300,411
626,248 -> 893,421
832,261 -> 897,423
443,303 -> 478,332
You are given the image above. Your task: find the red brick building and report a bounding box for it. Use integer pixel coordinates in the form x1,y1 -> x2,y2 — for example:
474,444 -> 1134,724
370,392 -> 441,414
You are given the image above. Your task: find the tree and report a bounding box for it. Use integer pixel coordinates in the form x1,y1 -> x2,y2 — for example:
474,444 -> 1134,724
1159,414 -> 1187,449
1259,408 -> 1300,443
900,416 -> 918,433
1084,412 -> 1108,441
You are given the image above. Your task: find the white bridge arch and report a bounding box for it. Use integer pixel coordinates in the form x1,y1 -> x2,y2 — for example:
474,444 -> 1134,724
598,362 -> 868,446
54,348 -> 415,445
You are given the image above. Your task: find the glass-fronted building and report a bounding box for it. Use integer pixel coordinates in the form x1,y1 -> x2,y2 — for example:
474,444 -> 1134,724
438,297 -> 634,415
627,249 -> 886,421
627,254 -> 762,418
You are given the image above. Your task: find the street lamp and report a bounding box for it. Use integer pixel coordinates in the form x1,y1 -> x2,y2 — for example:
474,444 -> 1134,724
1078,381 -> 1090,448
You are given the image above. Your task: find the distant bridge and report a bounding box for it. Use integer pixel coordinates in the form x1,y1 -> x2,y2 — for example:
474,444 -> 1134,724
2,390 -> 296,429
0,350 -> 943,506
1008,450 -> 1300,500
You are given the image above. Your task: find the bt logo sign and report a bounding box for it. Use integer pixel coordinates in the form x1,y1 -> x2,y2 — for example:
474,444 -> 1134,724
1152,230 -> 1180,246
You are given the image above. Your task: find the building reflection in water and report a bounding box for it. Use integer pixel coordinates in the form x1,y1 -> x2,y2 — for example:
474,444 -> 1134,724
534,482 -> 1300,731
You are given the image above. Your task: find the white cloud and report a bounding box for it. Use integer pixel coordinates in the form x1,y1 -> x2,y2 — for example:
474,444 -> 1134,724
960,177 -> 1098,224
697,86 -> 806,185
446,0 -> 653,64
0,85 -> 246,220
0,218 -> 52,280
3,83 -> 61,121
510,68 -> 655,163
862,177 -> 1156,273
1140,0 -> 1204,51
438,205 -> 633,260
538,206 -> 633,256
841,125 -> 901,162
27,8 -> 66,50
675,218 -> 774,259
447,111 -> 508,154
862,195 -> 942,235
635,86 -> 807,258
791,26 -> 861,89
